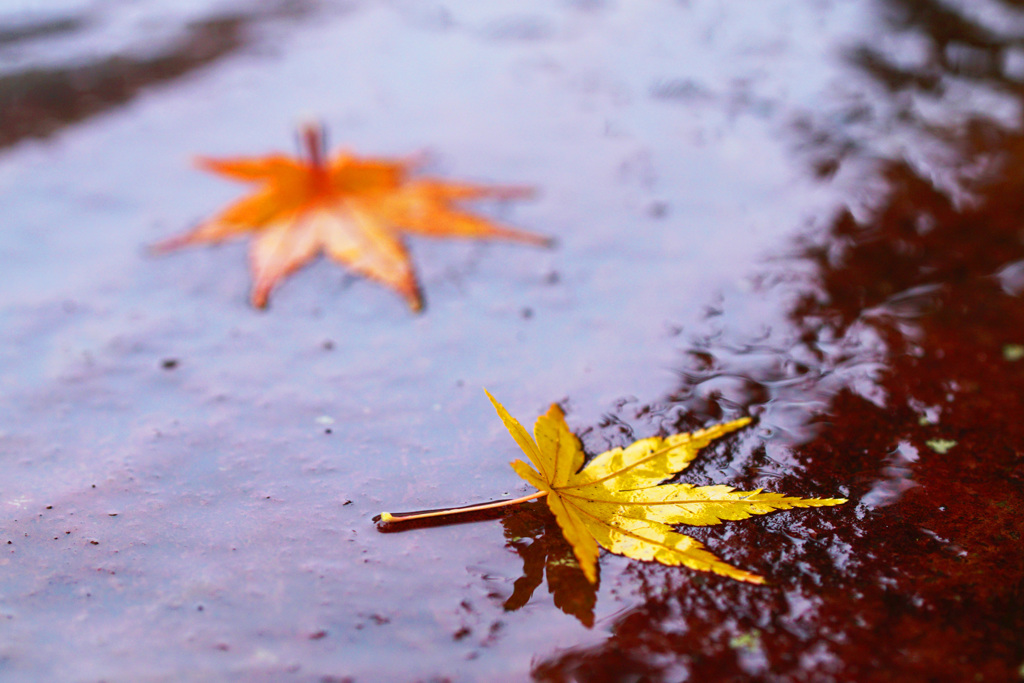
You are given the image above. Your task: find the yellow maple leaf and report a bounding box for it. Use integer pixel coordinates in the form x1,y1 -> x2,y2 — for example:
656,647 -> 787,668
379,392 -> 846,584
154,124 -> 549,310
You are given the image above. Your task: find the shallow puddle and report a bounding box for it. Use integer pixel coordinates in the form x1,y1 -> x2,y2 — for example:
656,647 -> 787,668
2,0 -> 1023,680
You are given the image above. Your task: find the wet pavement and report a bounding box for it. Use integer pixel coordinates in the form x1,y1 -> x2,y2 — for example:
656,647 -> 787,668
2,0 -> 1023,680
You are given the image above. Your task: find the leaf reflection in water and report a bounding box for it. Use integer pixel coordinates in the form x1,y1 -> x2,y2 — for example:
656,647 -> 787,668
500,500 -> 597,628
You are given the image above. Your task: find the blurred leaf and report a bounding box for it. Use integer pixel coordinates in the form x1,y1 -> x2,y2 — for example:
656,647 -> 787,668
155,123 -> 548,310
926,439 -> 957,454
729,630 -> 763,653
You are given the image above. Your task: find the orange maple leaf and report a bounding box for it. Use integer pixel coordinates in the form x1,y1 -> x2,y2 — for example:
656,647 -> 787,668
154,124 -> 549,310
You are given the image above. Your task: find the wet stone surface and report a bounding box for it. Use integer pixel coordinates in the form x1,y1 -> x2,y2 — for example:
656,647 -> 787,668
2,0 -> 1024,681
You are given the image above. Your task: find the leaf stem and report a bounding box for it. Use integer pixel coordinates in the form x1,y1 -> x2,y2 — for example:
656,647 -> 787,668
301,121 -> 326,171
377,490 -> 547,524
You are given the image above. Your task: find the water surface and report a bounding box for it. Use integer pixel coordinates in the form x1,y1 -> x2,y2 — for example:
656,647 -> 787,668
2,0 -> 1023,680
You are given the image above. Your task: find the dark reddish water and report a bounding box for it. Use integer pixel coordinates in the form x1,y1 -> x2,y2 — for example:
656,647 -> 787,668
3,1 -> 1024,681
